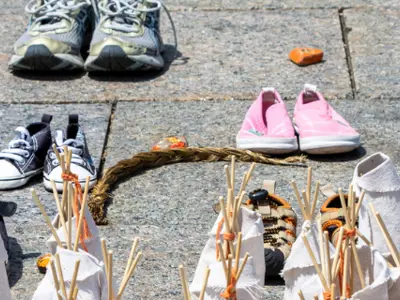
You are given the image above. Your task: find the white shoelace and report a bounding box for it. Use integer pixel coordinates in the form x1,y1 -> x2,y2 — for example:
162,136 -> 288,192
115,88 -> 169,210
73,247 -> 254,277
0,127 -> 33,164
25,0 -> 91,28
51,139 -> 85,166
98,0 -> 178,51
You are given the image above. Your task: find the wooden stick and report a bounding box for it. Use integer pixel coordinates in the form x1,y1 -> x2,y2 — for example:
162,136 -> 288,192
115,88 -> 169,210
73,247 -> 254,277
355,190 -> 365,218
122,237 -> 140,284
342,238 -> 350,298
306,167 -> 312,209
68,260 -> 81,300
351,238 -> 365,288
31,189 -> 63,248
235,191 -> 246,217
50,260 -> 62,300
317,219 -> 326,278
302,190 -> 311,219
324,231 -> 332,286
101,238 -> 109,277
230,156 -> 235,192
310,181 -> 320,220
227,254 -> 232,287
291,181 -> 309,220
67,183 -> 73,250
338,189 -> 351,228
178,265 -> 190,300
107,251 -> 113,300
73,177 -> 90,252
313,296 -> 318,300
199,266 -> 210,300
298,290 -> 305,300
245,162 -> 256,185
302,235 -> 329,291
356,228 -> 373,247
227,188 -> 233,220
236,252 -> 249,282
369,204 -> 400,267
231,191 -> 240,232
54,253 -> 68,299
235,232 -> 242,272
116,252 -> 142,300
331,227 -> 345,280
52,144 -> 64,171
224,165 -> 232,189
219,197 -> 235,258
237,171 -> 248,199
330,283 -> 335,300
348,184 -> 354,220
51,180 -> 69,246
72,287 -> 78,300
217,241 -> 228,279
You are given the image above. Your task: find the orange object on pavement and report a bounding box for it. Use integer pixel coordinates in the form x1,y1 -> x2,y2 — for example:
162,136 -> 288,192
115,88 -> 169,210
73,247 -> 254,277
37,253 -> 52,274
289,47 -> 324,66
151,136 -> 188,151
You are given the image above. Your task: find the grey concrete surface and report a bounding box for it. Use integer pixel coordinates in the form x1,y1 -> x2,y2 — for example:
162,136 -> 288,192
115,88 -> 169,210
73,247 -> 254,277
1,9 -> 350,102
345,8 -> 400,100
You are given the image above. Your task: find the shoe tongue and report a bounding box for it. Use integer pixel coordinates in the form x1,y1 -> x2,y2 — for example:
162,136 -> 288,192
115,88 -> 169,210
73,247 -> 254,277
14,127 -> 32,143
55,130 -> 65,147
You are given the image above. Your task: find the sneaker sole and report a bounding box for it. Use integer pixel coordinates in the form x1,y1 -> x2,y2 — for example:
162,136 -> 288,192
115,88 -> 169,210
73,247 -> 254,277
0,169 -> 42,190
43,176 -> 97,193
236,137 -> 298,154
299,135 -> 361,154
84,45 -> 164,72
9,45 -> 84,71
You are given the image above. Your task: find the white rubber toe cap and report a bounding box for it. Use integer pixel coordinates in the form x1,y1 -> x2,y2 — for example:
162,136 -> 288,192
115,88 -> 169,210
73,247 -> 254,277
47,164 -> 95,182
0,160 -> 22,179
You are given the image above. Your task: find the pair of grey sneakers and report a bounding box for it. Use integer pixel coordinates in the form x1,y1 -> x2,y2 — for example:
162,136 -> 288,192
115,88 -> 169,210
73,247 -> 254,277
9,0 -> 175,72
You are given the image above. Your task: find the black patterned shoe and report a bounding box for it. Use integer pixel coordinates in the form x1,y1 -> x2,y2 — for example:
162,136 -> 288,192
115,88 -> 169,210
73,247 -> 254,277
246,184 -> 297,279
0,115 -> 52,190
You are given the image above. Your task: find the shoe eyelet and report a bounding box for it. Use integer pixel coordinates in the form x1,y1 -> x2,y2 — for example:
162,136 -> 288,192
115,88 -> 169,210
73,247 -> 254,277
24,152 -> 30,158
18,159 -> 26,165
52,160 -> 58,166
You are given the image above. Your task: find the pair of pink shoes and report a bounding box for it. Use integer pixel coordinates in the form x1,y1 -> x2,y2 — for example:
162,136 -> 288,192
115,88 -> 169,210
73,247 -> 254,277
236,84 -> 361,154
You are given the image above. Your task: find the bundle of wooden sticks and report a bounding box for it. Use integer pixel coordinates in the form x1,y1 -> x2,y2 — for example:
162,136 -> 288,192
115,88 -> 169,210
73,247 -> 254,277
32,144 -> 142,300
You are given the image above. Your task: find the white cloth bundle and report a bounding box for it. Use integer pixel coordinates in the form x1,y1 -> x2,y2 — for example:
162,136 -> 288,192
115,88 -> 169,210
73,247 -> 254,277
282,220 -> 335,299
0,236 -> 11,300
32,248 -> 110,300
349,245 -> 396,300
190,207 -> 265,300
47,205 -> 103,262
283,220 -> 400,300
353,152 -> 400,257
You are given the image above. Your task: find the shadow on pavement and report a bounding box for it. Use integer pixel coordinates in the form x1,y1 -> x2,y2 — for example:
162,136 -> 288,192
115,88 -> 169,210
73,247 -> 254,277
307,146 -> 367,163
10,69 -> 86,81
88,45 -> 188,82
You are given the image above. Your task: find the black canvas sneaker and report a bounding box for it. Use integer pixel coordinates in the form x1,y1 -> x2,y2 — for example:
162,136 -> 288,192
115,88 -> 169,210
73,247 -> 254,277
43,114 -> 97,192
0,115 -> 52,190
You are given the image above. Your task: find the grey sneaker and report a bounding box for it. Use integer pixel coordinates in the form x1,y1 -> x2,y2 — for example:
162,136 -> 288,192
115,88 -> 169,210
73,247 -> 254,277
85,0 -> 176,72
9,0 -> 92,71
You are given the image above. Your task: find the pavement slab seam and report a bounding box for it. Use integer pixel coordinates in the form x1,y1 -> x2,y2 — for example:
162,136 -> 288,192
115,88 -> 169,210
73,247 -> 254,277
98,101 -> 117,177
339,8 -> 357,99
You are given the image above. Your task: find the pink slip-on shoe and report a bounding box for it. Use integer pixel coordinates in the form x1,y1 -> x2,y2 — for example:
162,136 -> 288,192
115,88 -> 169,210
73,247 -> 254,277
236,88 -> 298,154
294,84 -> 360,154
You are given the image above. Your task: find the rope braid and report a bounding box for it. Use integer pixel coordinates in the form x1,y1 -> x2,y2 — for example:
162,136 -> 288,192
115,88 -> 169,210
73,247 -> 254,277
88,147 -> 306,225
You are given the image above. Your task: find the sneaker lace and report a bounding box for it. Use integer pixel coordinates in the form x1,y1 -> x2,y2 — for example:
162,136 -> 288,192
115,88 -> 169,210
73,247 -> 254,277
0,127 -> 32,164
25,0 -> 91,27
50,139 -> 85,166
97,0 -> 178,51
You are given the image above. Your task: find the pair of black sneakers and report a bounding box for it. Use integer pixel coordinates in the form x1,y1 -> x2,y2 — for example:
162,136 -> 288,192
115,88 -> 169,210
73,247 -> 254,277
0,114 -> 97,192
